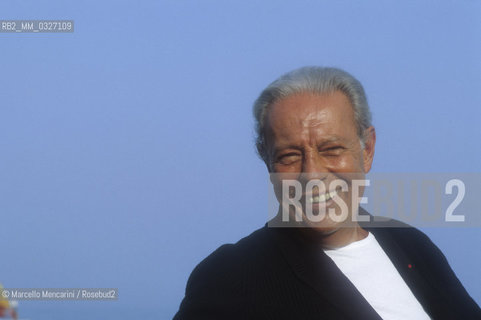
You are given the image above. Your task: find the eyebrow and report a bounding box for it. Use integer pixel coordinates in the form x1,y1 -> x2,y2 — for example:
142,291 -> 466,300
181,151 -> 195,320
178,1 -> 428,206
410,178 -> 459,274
272,136 -> 345,155
317,136 -> 344,146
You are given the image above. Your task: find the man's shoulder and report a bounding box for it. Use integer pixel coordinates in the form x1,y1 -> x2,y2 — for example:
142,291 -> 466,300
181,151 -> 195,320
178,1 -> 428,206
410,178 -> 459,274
199,225 -> 274,264
367,216 -> 481,317
184,225 -> 278,293
174,227 -> 277,319
365,216 -> 450,269
363,216 -> 432,245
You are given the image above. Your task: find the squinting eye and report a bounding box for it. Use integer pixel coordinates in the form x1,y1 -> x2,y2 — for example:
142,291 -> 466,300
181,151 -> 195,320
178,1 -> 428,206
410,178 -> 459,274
277,153 -> 301,164
321,146 -> 344,155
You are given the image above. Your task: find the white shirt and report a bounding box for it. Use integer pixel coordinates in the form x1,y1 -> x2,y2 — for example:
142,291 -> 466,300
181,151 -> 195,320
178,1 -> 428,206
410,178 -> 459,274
323,232 -> 431,320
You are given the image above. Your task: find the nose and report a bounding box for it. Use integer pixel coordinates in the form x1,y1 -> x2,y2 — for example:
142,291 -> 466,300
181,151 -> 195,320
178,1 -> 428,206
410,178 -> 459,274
299,151 -> 328,183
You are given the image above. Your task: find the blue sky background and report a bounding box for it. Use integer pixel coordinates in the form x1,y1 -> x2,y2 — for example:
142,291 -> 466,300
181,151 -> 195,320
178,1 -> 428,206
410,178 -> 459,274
0,1 -> 480,319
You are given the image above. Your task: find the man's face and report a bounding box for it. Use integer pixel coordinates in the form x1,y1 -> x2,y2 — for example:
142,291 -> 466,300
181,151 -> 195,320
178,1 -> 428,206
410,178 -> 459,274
265,91 -> 375,234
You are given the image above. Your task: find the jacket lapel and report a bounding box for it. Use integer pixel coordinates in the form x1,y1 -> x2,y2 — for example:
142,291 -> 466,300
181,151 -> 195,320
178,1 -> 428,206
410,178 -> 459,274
359,207 -> 441,318
364,224 -> 439,318
270,227 -> 383,320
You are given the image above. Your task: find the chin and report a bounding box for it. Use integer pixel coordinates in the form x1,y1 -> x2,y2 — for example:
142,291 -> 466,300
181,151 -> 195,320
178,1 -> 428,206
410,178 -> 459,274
305,221 -> 342,235
301,210 -> 356,234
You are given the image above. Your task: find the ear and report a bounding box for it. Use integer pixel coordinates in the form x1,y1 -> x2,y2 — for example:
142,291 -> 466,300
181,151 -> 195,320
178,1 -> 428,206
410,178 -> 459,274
362,126 -> 376,173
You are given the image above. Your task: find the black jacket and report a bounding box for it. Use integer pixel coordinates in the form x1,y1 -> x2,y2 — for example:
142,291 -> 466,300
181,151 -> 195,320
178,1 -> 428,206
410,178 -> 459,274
174,214 -> 481,319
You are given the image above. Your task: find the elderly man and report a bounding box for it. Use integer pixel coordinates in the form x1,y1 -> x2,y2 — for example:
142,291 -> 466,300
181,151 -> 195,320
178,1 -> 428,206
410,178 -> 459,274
174,67 -> 480,319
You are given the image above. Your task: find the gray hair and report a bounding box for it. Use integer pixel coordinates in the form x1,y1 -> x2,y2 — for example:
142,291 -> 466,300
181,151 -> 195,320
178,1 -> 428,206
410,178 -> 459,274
253,66 -> 372,164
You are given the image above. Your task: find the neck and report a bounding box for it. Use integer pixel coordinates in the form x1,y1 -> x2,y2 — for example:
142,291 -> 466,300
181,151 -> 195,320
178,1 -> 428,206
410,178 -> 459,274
315,225 -> 368,249
288,220 -> 369,249
269,209 -> 369,249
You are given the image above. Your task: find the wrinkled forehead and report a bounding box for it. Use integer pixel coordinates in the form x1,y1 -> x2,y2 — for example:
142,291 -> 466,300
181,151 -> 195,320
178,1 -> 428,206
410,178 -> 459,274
264,91 -> 357,136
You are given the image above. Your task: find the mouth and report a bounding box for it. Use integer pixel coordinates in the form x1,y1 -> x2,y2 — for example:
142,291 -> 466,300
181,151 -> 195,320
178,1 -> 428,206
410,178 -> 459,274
307,188 -> 339,204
